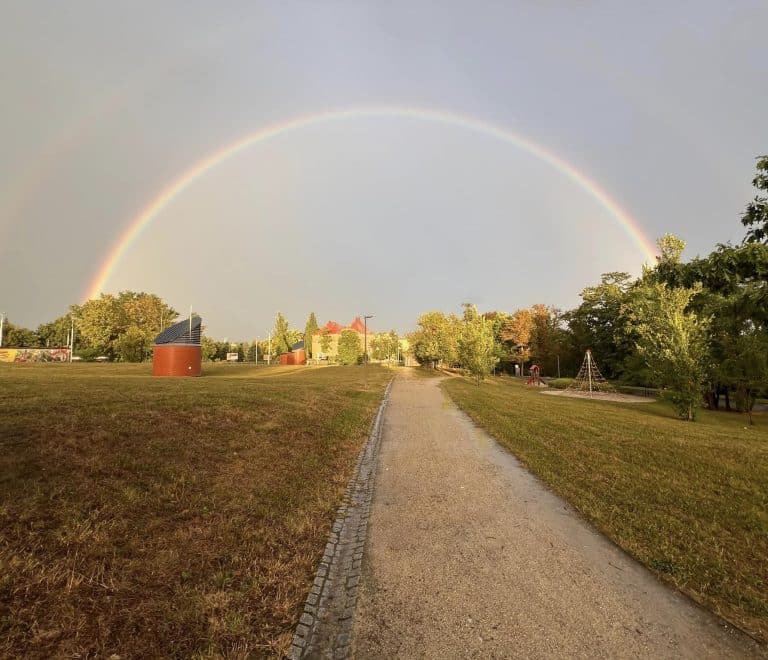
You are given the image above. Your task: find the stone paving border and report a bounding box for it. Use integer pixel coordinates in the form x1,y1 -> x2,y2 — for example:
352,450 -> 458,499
289,378 -> 393,660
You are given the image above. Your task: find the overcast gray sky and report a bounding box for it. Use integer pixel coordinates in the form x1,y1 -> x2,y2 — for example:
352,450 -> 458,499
1,1 -> 766,338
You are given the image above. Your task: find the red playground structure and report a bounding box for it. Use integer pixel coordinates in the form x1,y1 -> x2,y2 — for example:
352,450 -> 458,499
526,364 -> 542,386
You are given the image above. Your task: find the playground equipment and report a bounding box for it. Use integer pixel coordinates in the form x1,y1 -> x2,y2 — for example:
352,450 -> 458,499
568,349 -> 614,395
526,364 -> 544,386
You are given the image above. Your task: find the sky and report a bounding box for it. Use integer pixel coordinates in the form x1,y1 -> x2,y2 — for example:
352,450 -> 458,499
1,1 -> 766,339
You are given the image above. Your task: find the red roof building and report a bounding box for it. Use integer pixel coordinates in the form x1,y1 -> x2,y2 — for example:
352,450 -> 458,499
311,317 -> 374,361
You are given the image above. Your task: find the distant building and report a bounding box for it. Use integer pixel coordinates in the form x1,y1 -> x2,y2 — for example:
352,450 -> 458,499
312,317 -> 372,361
279,340 -> 306,365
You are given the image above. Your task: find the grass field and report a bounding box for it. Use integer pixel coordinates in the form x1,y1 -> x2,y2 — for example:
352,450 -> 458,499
443,376 -> 768,644
0,363 -> 391,658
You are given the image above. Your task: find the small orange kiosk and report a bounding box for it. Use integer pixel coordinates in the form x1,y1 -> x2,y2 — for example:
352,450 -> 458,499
152,315 -> 202,377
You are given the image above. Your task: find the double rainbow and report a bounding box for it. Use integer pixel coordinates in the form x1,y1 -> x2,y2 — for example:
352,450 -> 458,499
84,105 -> 656,301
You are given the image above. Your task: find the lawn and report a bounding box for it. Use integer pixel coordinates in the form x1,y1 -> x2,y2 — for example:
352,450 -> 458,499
442,376 -> 768,644
0,363 -> 391,658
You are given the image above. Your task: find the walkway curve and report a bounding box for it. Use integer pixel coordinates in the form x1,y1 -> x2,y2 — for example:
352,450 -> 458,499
352,372 -> 762,658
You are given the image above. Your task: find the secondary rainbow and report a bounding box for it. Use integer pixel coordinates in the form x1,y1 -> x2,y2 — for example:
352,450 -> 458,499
85,106 -> 657,301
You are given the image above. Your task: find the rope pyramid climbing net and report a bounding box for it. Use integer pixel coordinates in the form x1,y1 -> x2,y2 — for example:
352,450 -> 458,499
568,350 -> 615,395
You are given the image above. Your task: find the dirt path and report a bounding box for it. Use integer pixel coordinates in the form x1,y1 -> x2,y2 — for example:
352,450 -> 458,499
352,372 -> 762,658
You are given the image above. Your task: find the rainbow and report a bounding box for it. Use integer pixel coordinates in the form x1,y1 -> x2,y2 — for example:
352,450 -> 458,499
84,106 -> 657,301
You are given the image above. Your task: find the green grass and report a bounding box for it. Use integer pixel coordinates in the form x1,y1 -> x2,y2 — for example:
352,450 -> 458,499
0,363 -> 390,658
442,376 -> 768,643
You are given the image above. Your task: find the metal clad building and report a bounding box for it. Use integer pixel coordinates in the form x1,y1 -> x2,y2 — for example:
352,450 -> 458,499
152,316 -> 202,377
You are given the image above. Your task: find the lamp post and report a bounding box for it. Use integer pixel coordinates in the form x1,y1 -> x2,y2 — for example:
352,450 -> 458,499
362,315 -> 373,389
363,315 -> 373,364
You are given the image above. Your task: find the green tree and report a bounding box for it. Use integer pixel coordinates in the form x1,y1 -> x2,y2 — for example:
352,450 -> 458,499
114,326 -> 149,362
201,336 -> 218,361
76,292 -> 176,359
371,330 -> 400,363
647,239 -> 768,408
624,283 -> 711,421
37,314 -> 73,348
408,311 -> 458,367
2,320 -> 39,347
565,272 -> 636,380
319,329 -> 333,356
741,155 -> 768,244
303,312 -> 318,358
337,329 -> 362,365
245,340 -> 259,362
483,311 -> 513,369
370,333 -> 387,361
272,313 -> 291,355
458,312 -> 499,385
719,332 -> 768,425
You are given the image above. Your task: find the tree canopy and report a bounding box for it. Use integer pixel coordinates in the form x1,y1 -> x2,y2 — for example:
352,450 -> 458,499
741,155 -> 768,244
337,329 -> 362,365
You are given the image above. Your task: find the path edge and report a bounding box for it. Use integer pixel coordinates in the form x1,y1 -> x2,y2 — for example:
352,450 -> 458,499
289,376 -> 394,659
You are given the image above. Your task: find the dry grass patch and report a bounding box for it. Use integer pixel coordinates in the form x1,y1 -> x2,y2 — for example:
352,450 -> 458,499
443,376 -> 768,644
0,363 -> 390,658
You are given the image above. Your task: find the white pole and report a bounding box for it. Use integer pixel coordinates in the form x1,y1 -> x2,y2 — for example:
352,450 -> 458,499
587,350 -> 593,393
0,312 -> 5,348
268,331 -> 271,366
189,305 -> 193,339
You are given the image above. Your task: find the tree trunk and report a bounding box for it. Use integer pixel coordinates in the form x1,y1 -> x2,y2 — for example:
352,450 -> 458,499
724,389 -> 732,411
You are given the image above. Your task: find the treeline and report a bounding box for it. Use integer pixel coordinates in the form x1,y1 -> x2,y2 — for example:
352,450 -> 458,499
5,301 -> 401,366
409,156 -> 768,421
3,292 -> 177,362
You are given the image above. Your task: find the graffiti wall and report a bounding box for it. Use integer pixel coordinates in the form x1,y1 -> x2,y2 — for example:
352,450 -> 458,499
0,348 -> 71,363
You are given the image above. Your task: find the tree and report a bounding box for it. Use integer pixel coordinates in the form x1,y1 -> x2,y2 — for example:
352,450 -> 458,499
646,239 -> 768,408
337,329 -> 362,365
201,336 -> 218,361
303,312 -> 318,358
272,313 -> 291,355
483,311 -> 513,369
371,330 -> 400,363
385,330 -> 400,365
564,272 -> 636,380
624,283 -> 711,421
1,320 -> 39,347
719,332 -> 768,425
319,329 -> 333,355
408,311 -> 458,367
501,309 -> 533,376
529,304 -> 567,376
76,292 -> 176,360
114,327 -> 149,362
37,314 -> 73,348
458,312 -> 499,385
245,340 -> 259,362
741,155 -> 768,244
370,333 -> 388,361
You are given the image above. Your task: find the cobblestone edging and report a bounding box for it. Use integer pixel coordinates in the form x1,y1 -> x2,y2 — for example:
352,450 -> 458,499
289,378 -> 393,660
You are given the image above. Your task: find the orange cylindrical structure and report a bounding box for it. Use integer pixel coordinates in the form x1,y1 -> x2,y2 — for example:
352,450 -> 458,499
152,344 -> 202,377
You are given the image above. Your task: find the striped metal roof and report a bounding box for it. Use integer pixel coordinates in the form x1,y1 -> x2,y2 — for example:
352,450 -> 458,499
154,316 -> 202,345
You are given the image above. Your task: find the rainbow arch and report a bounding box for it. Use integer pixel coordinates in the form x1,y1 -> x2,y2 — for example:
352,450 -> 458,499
84,105 -> 656,301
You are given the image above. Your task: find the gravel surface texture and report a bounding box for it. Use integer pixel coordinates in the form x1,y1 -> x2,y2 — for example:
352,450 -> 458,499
352,371 -> 763,659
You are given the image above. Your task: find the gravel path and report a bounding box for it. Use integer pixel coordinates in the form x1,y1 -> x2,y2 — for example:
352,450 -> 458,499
352,372 -> 762,658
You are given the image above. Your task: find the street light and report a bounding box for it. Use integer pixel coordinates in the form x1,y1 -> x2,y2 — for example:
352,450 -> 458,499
363,315 -> 373,365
